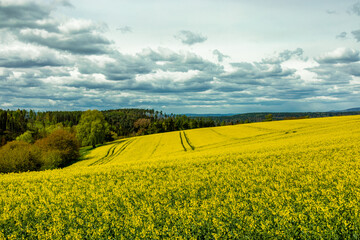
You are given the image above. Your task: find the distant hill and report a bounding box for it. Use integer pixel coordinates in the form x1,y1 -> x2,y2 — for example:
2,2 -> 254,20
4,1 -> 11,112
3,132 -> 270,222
189,111 -> 360,124
185,113 -> 235,117
343,107 -> 360,112
330,107 -> 360,112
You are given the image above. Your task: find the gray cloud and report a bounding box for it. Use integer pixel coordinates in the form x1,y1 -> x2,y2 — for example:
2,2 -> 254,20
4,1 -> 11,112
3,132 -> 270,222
350,1 -> 360,15
0,0 -> 70,32
336,32 -> 347,39
326,10 -> 336,14
213,49 -> 229,62
352,29 -> 360,41
174,30 -> 207,45
0,1 -> 51,28
18,28 -> 111,55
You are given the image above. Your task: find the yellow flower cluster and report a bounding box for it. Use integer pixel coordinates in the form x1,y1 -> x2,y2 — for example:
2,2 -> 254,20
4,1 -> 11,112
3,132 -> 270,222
1,115 -> 360,238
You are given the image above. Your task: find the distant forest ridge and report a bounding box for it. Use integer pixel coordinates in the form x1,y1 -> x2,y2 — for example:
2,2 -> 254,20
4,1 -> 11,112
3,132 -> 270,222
192,110 -> 360,123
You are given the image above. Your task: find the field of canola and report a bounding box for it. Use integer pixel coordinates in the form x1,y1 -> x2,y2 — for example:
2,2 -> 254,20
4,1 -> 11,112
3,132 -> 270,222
1,115 -> 360,239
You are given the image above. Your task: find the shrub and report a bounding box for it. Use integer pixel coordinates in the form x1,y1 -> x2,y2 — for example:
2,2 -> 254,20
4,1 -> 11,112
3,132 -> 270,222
35,129 -> 80,168
0,141 -> 41,173
39,150 -> 63,170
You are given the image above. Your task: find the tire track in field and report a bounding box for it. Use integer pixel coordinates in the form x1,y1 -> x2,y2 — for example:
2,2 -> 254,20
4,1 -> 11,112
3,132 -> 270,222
179,132 -> 187,152
88,140 -> 124,166
149,135 -> 163,158
100,139 -> 136,165
183,131 -> 195,150
198,131 -> 287,151
88,139 -> 135,166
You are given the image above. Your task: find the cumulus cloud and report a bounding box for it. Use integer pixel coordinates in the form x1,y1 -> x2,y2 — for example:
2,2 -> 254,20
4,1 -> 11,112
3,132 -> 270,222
316,48 -> 360,64
221,62 -> 297,86
139,48 -> 223,74
307,48 -> 360,87
0,0 -> 71,32
0,43 -> 72,68
213,49 -> 229,62
77,52 -> 153,81
0,1 -> 111,55
0,1 -> 52,29
262,48 -> 304,64
174,30 -> 207,45
1,1 -> 360,112
308,65 -> 353,85
18,27 -> 111,54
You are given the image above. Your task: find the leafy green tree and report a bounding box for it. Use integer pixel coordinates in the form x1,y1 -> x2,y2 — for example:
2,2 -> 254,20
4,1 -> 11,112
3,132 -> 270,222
76,110 -> 108,148
16,130 -> 34,143
265,114 -> 273,121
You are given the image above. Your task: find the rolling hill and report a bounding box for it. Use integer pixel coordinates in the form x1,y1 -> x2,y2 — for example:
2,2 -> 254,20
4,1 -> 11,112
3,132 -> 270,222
1,115 -> 360,238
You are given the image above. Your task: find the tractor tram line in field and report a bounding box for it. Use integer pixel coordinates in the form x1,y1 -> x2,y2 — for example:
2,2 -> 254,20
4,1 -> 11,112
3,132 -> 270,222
179,131 -> 195,152
88,139 -> 136,166
183,131 -> 195,150
86,140 -> 124,166
179,131 -> 187,152
105,139 -> 136,164
149,135 -> 163,158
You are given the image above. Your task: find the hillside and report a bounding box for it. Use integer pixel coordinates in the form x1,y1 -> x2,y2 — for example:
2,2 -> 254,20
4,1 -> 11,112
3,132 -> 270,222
1,115 -> 360,238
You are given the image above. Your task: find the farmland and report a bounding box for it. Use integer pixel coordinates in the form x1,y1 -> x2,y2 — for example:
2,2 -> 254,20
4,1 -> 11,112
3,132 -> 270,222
1,115 -> 360,238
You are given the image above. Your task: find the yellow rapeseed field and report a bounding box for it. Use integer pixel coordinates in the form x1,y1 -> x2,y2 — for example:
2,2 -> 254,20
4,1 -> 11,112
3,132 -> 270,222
1,115 -> 360,239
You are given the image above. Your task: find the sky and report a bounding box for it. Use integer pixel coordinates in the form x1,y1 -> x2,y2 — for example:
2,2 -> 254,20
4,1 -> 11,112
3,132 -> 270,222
1,0 -> 360,114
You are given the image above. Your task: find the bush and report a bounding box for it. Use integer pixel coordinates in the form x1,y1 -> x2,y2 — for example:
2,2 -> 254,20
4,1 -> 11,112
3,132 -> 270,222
39,150 -> 63,170
35,129 -> 80,168
0,141 -> 41,173
0,129 -> 80,174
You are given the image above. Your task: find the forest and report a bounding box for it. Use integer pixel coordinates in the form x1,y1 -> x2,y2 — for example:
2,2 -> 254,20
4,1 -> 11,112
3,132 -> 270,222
0,108 -> 217,147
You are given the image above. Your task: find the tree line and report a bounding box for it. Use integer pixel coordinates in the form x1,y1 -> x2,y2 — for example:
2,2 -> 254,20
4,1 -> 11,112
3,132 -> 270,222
0,108 -> 219,147
0,109 -> 218,173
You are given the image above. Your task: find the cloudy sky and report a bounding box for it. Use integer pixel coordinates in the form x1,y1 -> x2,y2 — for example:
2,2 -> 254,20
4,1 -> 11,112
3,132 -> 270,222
1,0 -> 360,113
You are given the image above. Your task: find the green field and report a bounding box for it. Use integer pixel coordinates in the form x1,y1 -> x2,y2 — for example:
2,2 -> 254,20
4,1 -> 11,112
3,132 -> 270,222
1,115 -> 360,239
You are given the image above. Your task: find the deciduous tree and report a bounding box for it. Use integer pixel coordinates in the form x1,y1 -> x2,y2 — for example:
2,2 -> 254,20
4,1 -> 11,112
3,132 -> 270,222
76,110 -> 108,148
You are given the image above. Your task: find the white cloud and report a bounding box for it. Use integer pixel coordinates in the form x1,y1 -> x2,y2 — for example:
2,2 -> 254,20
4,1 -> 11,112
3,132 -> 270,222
316,48 -> 360,64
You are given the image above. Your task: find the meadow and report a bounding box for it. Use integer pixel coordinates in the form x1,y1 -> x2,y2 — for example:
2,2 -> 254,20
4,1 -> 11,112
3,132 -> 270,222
1,115 -> 360,239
